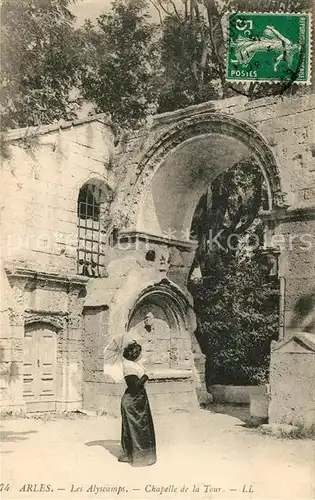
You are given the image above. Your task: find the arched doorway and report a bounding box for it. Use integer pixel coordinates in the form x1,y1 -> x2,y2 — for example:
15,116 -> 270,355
124,280 -> 201,413
127,281 -> 192,372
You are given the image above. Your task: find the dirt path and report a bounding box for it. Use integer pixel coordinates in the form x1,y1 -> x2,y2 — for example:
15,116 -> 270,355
1,410 -> 314,500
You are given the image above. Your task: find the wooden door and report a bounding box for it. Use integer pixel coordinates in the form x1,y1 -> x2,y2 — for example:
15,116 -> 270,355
23,323 -> 57,412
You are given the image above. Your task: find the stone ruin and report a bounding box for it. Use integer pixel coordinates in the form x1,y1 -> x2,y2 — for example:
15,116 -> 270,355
0,94 -> 314,427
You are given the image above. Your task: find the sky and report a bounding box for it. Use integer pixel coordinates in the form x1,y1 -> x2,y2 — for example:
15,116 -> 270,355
71,0 -> 160,26
71,0 -> 112,25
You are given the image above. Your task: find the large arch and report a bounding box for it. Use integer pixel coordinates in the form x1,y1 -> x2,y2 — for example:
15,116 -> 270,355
108,111 -> 287,411
121,112 -> 286,238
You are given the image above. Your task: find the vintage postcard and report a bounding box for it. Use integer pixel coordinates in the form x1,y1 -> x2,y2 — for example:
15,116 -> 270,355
0,1 -> 314,500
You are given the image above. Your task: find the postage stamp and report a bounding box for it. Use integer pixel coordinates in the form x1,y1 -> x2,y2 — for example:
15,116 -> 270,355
226,12 -> 311,83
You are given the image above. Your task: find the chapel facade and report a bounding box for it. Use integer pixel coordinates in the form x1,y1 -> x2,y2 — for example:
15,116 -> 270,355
1,94 -> 314,427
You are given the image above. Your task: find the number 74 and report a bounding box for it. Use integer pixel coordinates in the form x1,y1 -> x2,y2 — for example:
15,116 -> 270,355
0,484 -> 10,492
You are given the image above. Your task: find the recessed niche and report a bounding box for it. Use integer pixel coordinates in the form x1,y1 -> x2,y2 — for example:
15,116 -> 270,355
145,250 -> 156,262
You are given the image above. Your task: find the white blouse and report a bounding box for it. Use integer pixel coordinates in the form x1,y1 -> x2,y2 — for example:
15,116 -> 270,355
122,359 -> 146,378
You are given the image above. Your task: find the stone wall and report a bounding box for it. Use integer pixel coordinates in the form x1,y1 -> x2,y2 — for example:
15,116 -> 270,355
0,116 -> 116,412
233,96 -> 315,210
1,115 -> 115,273
115,94 -> 315,219
83,304 -> 110,411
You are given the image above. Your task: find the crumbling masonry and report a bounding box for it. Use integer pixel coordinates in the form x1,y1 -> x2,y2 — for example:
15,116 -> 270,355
1,94 -> 314,427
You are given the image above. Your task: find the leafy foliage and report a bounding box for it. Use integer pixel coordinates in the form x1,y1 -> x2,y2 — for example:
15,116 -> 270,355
1,0 -> 312,129
1,0 -> 83,130
158,6 -> 221,112
79,0 -> 161,129
189,160 -> 279,386
190,158 -> 269,276
192,254 -> 279,386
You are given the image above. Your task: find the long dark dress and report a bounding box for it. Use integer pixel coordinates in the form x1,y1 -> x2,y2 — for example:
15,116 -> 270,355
121,373 -> 156,467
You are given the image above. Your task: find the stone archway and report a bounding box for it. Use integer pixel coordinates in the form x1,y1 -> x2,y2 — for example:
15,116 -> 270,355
109,111 -> 287,411
119,112 -> 286,238
124,280 -> 202,412
127,282 -> 192,371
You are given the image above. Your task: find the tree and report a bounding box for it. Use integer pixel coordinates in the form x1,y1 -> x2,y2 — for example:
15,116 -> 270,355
189,161 -> 279,386
157,4 -> 221,111
155,0 -> 227,111
192,253 -> 279,386
154,0 -> 312,111
0,0 -> 83,130
189,157 -> 269,277
190,158 -> 268,276
80,0 -> 161,129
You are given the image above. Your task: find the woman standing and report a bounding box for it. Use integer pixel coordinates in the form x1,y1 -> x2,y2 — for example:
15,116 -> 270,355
119,340 -> 156,467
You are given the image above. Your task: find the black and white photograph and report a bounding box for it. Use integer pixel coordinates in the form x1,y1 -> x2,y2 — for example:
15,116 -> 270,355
0,0 -> 314,499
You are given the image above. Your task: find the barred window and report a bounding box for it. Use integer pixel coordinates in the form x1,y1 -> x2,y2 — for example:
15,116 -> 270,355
77,182 -> 110,278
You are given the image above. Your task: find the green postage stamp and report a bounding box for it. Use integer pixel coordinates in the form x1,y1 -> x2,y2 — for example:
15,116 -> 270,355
226,12 -> 311,83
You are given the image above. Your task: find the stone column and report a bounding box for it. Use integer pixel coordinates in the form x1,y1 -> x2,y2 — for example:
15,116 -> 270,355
0,267 -> 27,413
60,279 -> 87,411
268,209 -> 315,338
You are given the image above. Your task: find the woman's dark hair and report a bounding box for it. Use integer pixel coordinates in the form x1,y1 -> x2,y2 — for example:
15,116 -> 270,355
123,341 -> 142,361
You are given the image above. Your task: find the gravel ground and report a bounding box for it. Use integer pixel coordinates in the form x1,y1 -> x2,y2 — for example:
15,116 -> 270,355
0,409 -> 314,500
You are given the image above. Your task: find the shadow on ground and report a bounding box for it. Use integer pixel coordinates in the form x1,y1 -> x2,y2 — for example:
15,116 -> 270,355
0,429 -> 37,454
85,439 -> 121,459
204,403 -> 251,422
0,429 -> 37,444
202,403 -> 268,429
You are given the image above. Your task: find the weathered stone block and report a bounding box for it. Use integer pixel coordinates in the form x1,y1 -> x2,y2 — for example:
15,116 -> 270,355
269,333 -> 315,430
